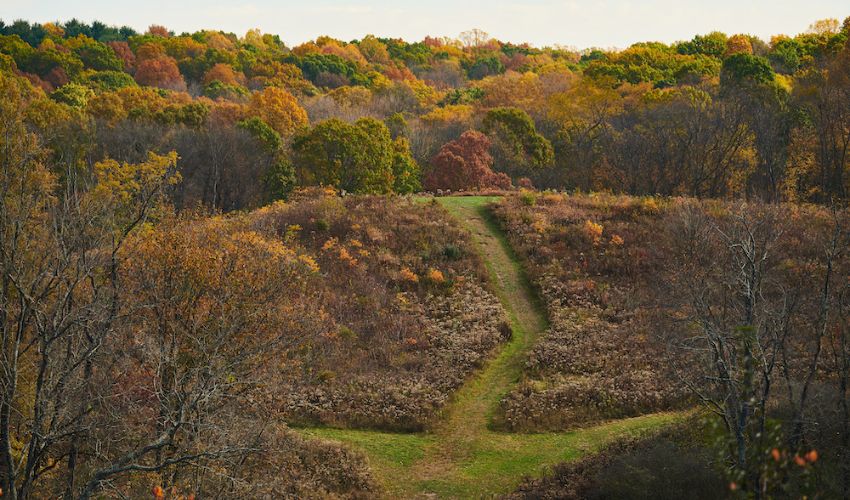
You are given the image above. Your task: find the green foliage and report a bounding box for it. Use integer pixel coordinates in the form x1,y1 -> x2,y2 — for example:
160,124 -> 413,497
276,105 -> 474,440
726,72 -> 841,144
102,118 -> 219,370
770,38 -> 803,73
20,45 -> 84,78
50,82 -> 93,107
381,38 -> 431,66
203,79 -> 249,99
519,191 -> 537,206
391,137 -> 421,194
292,117 -> 400,194
585,45 -> 718,87
677,31 -> 728,57
68,35 -> 123,71
237,116 -> 283,152
264,159 -> 297,200
288,52 -> 369,87
440,86 -> 485,105
466,55 -> 505,79
154,102 -> 209,128
482,107 -> 554,170
0,20 -> 47,46
385,112 -> 409,139
721,53 -> 775,88
81,70 -> 136,91
0,34 -> 34,66
237,116 -> 296,200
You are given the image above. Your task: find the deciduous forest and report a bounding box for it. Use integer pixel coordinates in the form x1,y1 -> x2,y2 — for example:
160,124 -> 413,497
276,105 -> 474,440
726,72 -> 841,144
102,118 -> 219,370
0,13 -> 849,499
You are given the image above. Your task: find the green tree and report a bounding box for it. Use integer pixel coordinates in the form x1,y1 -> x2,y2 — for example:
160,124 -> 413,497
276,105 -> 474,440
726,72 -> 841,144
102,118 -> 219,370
50,82 -> 94,107
721,53 -> 775,89
238,116 -> 296,200
82,70 -> 137,91
291,117 -> 398,194
677,31 -> 728,57
391,137 -> 421,194
482,106 -> 554,176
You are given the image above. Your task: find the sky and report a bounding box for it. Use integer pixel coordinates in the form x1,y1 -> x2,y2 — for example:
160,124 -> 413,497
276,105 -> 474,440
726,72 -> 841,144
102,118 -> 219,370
1,0 -> 848,50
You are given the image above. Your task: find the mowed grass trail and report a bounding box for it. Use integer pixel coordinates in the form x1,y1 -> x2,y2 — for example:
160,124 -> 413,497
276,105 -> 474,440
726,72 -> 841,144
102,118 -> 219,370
299,196 -> 682,498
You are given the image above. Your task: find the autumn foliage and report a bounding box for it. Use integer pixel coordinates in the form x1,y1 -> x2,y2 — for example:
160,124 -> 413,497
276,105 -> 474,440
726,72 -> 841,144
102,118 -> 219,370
425,130 -> 511,191
134,55 -> 185,90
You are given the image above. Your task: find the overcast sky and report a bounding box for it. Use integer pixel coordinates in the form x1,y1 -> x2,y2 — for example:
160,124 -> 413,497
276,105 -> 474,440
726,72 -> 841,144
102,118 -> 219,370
1,0 -> 847,49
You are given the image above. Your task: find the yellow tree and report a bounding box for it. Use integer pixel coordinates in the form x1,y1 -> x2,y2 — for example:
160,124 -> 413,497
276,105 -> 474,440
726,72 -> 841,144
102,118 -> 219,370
0,71 -> 180,499
249,86 -> 308,137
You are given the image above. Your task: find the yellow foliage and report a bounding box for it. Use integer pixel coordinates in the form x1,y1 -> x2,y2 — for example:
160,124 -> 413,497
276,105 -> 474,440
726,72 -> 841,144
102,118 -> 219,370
421,104 -> 473,124
531,219 -> 549,234
400,267 -> 419,282
249,86 -> 308,137
426,268 -> 445,283
91,151 -> 180,205
583,220 -> 604,245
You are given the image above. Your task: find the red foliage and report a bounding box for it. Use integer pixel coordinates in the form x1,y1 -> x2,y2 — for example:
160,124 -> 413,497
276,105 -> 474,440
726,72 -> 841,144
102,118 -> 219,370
146,25 -> 170,37
23,72 -> 53,92
425,130 -> 512,191
108,41 -> 135,71
486,171 -> 513,189
135,43 -> 165,63
203,63 -> 244,86
423,36 -> 443,48
44,66 -> 69,89
134,57 -> 186,90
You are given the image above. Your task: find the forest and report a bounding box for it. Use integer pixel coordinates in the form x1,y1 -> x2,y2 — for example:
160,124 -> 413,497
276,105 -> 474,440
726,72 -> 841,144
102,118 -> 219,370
0,13 -> 848,499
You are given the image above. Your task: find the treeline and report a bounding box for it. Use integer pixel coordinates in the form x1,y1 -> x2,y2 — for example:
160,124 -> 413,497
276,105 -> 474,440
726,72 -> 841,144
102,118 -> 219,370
0,17 -> 848,208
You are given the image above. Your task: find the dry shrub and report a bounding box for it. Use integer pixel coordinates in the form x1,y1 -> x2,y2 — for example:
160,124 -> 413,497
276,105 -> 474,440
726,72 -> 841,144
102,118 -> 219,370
251,191 -> 508,430
492,192 -> 692,431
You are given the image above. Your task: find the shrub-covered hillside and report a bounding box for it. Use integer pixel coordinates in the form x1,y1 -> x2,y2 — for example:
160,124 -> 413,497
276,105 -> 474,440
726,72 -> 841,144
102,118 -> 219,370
493,193 -> 693,430
495,192 -> 850,497
255,191 -> 510,431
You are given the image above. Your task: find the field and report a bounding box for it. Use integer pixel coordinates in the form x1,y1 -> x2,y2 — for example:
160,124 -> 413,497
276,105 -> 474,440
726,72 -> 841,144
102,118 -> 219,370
298,196 -> 683,498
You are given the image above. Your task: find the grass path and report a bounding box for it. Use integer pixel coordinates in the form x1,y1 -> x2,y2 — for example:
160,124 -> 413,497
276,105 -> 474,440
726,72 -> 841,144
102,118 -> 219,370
299,196 -> 681,498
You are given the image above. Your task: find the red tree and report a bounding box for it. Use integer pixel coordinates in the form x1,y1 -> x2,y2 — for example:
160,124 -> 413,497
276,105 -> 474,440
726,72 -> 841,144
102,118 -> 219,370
424,130 -> 512,191
134,56 -> 186,90
108,41 -> 135,71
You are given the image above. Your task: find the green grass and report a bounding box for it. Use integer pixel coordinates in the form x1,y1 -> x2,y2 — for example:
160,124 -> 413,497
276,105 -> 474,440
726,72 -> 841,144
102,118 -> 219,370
296,196 -> 684,498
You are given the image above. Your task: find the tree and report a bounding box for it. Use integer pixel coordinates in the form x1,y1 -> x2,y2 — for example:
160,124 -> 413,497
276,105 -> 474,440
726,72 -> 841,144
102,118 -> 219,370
134,55 -> 186,90
726,34 -> 754,56
65,34 -> 123,71
667,202 -> 847,497
721,53 -> 775,88
792,45 -> 850,201
358,35 -> 391,64
677,31 -> 728,57
203,62 -> 244,86
424,130 -> 510,191
0,71 -> 181,498
146,24 -> 171,37
50,81 -> 94,107
808,18 -> 840,35
291,118 -> 398,193
248,86 -> 308,137
237,116 -> 297,201
391,136 -> 421,194
81,216 -> 319,498
481,106 -> 554,177
547,79 -> 622,191
83,70 -> 136,91
459,29 -> 491,49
